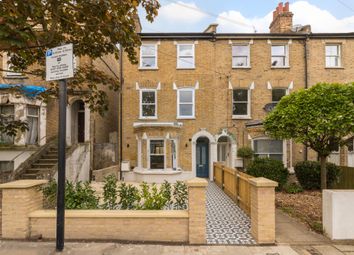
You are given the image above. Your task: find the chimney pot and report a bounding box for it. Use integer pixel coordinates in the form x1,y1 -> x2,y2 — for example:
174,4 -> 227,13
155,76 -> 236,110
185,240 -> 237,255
284,2 -> 290,12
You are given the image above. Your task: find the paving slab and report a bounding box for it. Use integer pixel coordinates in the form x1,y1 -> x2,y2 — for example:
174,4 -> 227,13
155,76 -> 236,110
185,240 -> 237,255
335,245 -> 354,252
312,245 -> 344,255
276,209 -> 329,245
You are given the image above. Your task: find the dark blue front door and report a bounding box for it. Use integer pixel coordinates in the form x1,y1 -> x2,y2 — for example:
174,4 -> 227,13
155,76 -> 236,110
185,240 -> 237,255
196,138 -> 209,178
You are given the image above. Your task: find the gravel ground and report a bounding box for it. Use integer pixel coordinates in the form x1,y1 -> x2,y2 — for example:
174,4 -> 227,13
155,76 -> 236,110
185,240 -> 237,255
275,191 -> 322,232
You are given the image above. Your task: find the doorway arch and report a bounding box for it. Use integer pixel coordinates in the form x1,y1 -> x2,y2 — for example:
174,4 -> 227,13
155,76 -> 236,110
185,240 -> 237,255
192,129 -> 216,180
66,99 -> 90,146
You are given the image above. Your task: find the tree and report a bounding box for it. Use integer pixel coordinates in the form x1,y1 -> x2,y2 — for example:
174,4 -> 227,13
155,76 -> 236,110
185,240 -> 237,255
0,0 -> 160,135
264,83 -> 354,190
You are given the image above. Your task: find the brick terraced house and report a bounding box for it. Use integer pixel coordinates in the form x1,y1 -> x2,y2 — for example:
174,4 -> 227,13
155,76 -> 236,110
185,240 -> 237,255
121,2 -> 354,182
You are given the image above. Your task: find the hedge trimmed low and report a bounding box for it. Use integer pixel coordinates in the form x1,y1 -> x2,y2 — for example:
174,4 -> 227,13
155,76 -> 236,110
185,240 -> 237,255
247,158 -> 288,190
294,161 -> 340,190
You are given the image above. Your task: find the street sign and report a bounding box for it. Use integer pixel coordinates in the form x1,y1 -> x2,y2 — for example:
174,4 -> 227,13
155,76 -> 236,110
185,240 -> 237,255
46,44 -> 74,81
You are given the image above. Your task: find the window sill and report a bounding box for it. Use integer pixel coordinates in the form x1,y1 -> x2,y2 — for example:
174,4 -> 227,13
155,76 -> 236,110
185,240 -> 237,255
3,75 -> 27,79
271,66 -> 290,69
176,67 -> 196,70
325,66 -> 344,69
138,67 -> 159,71
232,66 -> 251,69
177,117 -> 196,120
139,117 -> 158,120
232,116 -> 252,120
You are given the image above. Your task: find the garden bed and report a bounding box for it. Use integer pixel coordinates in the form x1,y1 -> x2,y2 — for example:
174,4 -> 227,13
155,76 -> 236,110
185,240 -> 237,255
275,191 -> 322,233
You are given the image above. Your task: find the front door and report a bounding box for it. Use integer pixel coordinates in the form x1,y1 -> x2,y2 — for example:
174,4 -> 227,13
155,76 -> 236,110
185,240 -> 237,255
196,138 -> 209,178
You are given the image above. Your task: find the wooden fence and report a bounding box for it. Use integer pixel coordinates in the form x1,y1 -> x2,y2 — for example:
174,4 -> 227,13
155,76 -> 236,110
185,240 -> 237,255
333,166 -> 354,189
213,162 -> 253,216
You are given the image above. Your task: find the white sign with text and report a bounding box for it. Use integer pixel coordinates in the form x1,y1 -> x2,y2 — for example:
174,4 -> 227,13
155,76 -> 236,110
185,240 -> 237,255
46,44 -> 74,81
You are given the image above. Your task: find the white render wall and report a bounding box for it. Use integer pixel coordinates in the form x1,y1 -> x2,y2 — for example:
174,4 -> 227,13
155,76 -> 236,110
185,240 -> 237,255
323,190 -> 354,240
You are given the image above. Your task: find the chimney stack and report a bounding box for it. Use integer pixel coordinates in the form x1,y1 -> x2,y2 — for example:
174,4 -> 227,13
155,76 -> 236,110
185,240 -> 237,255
269,2 -> 293,33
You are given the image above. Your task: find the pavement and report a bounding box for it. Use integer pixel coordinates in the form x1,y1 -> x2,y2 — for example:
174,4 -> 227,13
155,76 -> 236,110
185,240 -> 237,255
0,241 -> 354,255
0,197 -> 353,254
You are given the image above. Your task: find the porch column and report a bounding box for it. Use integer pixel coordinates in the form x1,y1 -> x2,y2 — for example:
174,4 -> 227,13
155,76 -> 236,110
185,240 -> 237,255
137,138 -> 142,168
14,104 -> 26,146
84,105 -> 90,142
38,105 -> 47,146
209,142 -> 217,181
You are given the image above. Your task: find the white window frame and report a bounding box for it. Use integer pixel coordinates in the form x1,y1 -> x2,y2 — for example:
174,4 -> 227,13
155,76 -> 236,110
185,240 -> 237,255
177,88 -> 195,119
271,44 -> 289,68
325,44 -> 341,68
3,53 -> 22,77
232,44 -> 250,68
139,44 -> 158,69
0,104 -> 15,144
26,105 -> 40,145
177,44 -> 195,69
271,88 -> 287,104
252,137 -> 286,165
139,89 -> 157,119
232,88 -> 251,119
148,138 -> 166,170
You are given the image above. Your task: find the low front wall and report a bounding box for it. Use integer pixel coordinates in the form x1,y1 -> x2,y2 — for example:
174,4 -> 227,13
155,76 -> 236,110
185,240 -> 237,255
0,178 -> 207,244
29,210 -> 189,242
323,190 -> 354,240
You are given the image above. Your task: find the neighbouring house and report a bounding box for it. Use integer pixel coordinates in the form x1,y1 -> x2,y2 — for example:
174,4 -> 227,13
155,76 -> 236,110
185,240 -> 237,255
0,53 -> 120,183
120,2 -> 354,183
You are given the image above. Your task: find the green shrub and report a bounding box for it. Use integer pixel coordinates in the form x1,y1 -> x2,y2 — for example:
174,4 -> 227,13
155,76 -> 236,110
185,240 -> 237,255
65,181 -> 99,209
138,182 -> 170,210
161,180 -> 173,209
237,147 -> 254,159
40,179 -> 57,208
117,182 -> 141,209
102,174 -> 118,209
283,183 -> 303,194
247,158 -> 289,190
173,181 -> 188,209
294,161 -> 340,190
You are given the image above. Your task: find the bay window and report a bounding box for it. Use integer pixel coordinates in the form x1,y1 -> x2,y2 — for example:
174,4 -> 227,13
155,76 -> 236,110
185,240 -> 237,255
253,138 -> 283,162
149,139 -> 165,169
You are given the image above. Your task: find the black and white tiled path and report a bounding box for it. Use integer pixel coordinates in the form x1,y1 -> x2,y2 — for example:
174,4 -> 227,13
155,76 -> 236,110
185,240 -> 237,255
206,181 -> 256,245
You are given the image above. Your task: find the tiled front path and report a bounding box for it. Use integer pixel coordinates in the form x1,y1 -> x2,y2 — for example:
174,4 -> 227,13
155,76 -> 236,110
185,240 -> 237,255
206,181 -> 256,245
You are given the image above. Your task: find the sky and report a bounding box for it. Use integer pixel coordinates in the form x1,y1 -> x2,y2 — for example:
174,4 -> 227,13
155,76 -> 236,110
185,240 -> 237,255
138,0 -> 354,33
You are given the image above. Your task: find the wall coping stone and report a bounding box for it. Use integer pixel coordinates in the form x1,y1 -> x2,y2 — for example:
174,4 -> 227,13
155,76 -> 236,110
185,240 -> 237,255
29,209 -> 189,219
186,178 -> 208,187
0,179 -> 48,189
249,177 -> 278,187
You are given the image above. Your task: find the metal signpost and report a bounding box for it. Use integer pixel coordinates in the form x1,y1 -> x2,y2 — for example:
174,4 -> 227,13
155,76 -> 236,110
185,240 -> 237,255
46,44 -> 74,252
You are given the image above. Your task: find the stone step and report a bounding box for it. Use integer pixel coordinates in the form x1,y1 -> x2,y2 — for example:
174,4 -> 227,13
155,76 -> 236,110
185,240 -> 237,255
21,173 -> 39,179
31,163 -> 56,168
37,159 -> 57,164
43,155 -> 58,160
26,168 -> 52,173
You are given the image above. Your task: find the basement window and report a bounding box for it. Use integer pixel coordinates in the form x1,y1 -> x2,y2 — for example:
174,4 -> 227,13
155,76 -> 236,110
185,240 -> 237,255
325,44 -> 341,68
149,140 -> 165,169
271,45 -> 289,67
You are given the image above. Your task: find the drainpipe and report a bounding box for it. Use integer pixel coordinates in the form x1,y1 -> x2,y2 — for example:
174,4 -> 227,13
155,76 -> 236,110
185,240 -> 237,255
304,34 -> 309,161
119,46 -> 124,180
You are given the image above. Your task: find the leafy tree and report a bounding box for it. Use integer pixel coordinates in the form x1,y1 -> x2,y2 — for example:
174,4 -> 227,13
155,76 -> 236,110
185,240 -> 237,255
0,0 -> 160,135
264,83 -> 354,189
